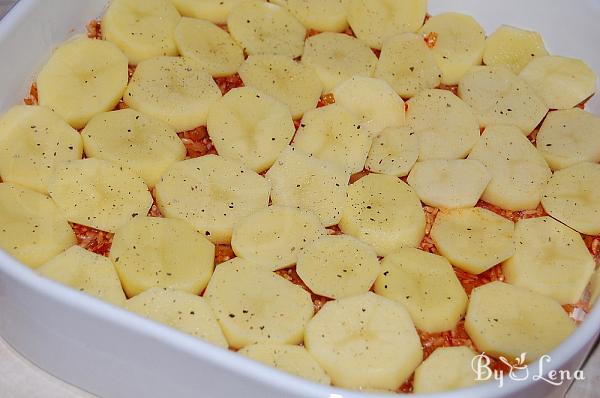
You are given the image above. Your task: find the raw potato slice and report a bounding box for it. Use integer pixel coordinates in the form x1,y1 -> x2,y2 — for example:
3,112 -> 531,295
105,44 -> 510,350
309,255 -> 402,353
38,246 -> 125,306
266,147 -> 350,227
204,258 -> 314,349
458,66 -> 548,134
110,217 -> 215,297
407,159 -> 491,209
536,109 -> 600,170
102,0 -> 181,65
169,0 -> 253,24
347,0 -> 427,49
332,76 -> 405,138
430,207 -> 515,275
418,13 -> 486,85
374,248 -> 467,333
0,183 -> 75,268
207,87 -> 295,172
231,205 -> 326,271
375,33 -> 442,98
365,126 -> 419,177
483,25 -> 548,74
270,0 -> 350,32
339,173 -> 426,256
591,271 -> 600,305
502,217 -> 595,305
541,162 -> 600,235
0,105 -> 82,194
81,109 -> 186,187
37,37 -> 128,129
305,292 -> 422,390
239,55 -> 323,119
468,125 -> 552,211
296,234 -> 380,299
520,55 -> 597,110
302,32 -> 378,92
227,1 -> 306,58
239,343 -> 331,384
48,159 -> 153,233
155,155 -> 271,243
125,287 -> 228,348
174,17 -> 244,77
465,281 -> 575,360
413,347 -> 482,393
406,89 -> 480,160
124,56 -> 221,132
293,104 -> 369,173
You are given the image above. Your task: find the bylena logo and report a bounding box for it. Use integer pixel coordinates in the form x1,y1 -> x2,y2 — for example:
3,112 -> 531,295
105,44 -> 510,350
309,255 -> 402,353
471,353 -> 585,388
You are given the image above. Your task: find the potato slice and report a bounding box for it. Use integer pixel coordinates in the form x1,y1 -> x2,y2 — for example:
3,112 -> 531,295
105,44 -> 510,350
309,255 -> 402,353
48,158 -> 153,233
207,87 -> 295,172
124,56 -> 222,132
170,0 -> 253,24
536,108 -> 600,170
266,147 -> 349,227
37,37 -> 128,129
374,248 -> 467,333
296,235 -> 380,299
406,89 -> 480,161
590,271 -> 600,306
365,126 -> 419,177
38,246 -> 125,306
339,173 -> 426,256
430,207 -> 515,275
125,287 -> 228,348
413,347 -> 482,393
302,32 -> 378,92
541,162 -> 600,235
502,217 -> 595,305
81,109 -> 186,187
0,105 -> 82,194
418,13 -> 485,85
231,205 -> 326,271
520,55 -> 597,110
227,1 -> 306,58
483,25 -> 548,74
270,0 -> 350,32
465,281 -> 575,360
239,343 -> 331,384
155,155 -> 271,243
204,258 -> 314,349
0,183 -> 75,268
375,33 -> 442,98
239,55 -> 323,120
468,125 -> 552,211
305,292 -> 422,390
458,66 -> 548,134
407,159 -> 491,209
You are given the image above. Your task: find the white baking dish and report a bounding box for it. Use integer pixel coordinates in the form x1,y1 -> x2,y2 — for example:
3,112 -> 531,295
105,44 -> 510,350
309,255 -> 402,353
0,0 -> 599,397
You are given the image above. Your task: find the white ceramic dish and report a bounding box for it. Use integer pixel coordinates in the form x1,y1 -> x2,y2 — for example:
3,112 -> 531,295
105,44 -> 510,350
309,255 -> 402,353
0,1 -> 599,397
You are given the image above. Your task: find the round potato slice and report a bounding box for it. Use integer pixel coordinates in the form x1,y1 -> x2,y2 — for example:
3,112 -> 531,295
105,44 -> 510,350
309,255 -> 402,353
270,0 -> 350,32
483,25 -> 548,74
365,126 -> 419,177
170,0 -> 253,24
413,347 -> 483,393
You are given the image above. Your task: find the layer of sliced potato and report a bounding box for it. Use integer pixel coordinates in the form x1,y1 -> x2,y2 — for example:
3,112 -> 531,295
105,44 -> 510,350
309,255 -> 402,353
266,147 -> 350,227
38,245 -> 125,306
207,86 -> 295,172
170,0 -> 251,24
155,155 -> 271,243
465,281 -> 575,360
430,207 -> 515,275
591,271 -> 600,306
413,347 -> 482,393
37,36 -> 128,129
125,287 -> 228,347
339,173 -> 425,256
0,183 -> 76,268
468,125 -> 552,211
81,109 -> 186,187
270,0 -> 349,32
0,105 -> 82,194
204,258 -> 314,349
365,126 -> 419,177
374,248 -> 468,333
502,217 -> 595,305
305,292 -> 422,390
483,25 -> 548,74
48,158 -> 153,233
231,205 -> 326,271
